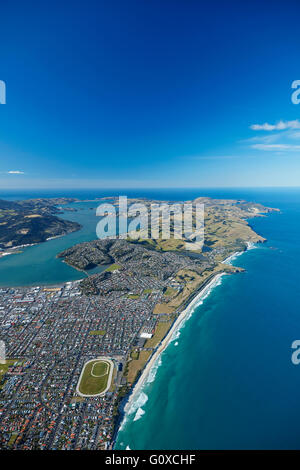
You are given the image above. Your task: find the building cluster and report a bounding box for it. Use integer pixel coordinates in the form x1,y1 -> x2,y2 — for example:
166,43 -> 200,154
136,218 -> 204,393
0,244 -> 210,449
0,249 -> 192,450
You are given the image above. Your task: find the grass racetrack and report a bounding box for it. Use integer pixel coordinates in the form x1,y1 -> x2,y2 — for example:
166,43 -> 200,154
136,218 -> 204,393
78,359 -> 112,396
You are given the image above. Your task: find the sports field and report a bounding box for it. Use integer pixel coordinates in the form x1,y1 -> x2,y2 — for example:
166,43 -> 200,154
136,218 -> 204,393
77,358 -> 113,396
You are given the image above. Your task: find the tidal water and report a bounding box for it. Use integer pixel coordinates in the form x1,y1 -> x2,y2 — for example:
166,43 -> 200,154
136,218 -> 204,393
0,199 -> 103,286
115,188 -> 300,449
1,188 -> 300,449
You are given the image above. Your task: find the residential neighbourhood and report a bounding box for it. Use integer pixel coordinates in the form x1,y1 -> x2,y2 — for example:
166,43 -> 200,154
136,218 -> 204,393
0,249 -> 199,450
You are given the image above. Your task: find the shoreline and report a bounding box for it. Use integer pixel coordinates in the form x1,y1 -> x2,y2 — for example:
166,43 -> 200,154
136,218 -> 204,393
0,242 -> 37,258
223,241 -> 256,266
0,203 -> 83,259
114,242 -> 257,447
118,272 -> 226,430
0,233 -> 74,259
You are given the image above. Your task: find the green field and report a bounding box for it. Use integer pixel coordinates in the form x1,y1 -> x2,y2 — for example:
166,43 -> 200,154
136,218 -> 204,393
130,350 -> 139,360
164,286 -> 177,297
127,293 -> 140,299
78,359 -> 111,395
89,330 -> 106,336
92,361 -> 107,376
0,359 -> 18,389
105,263 -> 121,272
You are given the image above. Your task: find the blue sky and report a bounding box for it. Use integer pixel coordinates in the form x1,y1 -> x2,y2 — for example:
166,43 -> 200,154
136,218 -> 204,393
0,0 -> 300,189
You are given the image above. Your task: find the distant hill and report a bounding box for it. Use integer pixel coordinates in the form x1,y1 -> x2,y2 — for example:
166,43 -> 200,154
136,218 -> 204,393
0,197 -> 81,250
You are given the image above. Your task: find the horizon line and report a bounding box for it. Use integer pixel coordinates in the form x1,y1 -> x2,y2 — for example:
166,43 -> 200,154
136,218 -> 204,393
1,185 -> 300,192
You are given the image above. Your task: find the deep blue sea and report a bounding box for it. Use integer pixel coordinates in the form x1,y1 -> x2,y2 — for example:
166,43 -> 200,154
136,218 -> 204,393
1,187 -> 300,449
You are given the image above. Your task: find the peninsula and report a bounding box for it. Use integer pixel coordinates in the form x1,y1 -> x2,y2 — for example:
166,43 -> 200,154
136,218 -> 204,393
0,196 -> 278,450
0,197 -> 81,254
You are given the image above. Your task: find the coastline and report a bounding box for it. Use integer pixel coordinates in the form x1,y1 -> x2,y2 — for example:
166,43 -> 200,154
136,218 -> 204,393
114,242 -> 257,447
119,272 -> 225,424
223,241 -> 256,266
0,242 -> 36,258
0,231 -> 77,259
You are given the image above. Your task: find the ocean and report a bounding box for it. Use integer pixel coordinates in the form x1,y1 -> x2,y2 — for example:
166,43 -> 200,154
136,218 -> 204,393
1,187 -> 300,449
115,188 -> 300,449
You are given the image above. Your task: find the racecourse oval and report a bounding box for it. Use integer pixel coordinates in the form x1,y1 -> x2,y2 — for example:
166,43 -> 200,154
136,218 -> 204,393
76,357 -> 114,397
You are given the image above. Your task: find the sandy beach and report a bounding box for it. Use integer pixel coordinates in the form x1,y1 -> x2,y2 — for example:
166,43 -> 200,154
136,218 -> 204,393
0,242 -> 36,258
123,242 -> 258,417
0,235 -> 67,258
124,272 -> 225,414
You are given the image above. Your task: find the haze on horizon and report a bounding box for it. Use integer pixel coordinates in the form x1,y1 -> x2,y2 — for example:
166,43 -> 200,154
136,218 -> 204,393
0,0 -> 300,190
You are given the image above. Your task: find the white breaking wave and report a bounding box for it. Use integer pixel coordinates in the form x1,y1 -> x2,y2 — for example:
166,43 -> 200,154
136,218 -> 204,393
224,242 -> 258,265
116,272 -> 226,442
127,391 -> 148,415
116,242 -> 261,446
223,251 -> 243,265
246,241 -> 257,250
171,274 -> 225,334
119,391 -> 149,431
150,274 -> 226,361
170,328 -> 181,343
133,407 -> 146,421
146,357 -> 162,384
116,375 -> 155,432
